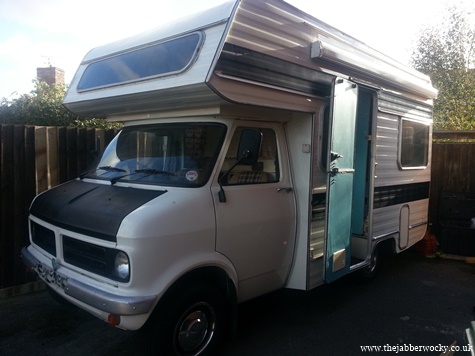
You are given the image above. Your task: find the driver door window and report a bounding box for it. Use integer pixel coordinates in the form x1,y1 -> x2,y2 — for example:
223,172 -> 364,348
221,127 -> 279,185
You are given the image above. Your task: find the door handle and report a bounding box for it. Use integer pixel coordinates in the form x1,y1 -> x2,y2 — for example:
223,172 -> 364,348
277,187 -> 293,193
331,151 -> 343,160
328,168 -> 355,174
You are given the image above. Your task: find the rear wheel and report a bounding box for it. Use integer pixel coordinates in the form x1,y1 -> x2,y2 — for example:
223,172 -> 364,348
150,285 -> 226,355
359,246 -> 380,281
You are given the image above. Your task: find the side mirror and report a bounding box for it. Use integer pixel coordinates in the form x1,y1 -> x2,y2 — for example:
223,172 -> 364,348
237,129 -> 262,166
218,128 -> 262,203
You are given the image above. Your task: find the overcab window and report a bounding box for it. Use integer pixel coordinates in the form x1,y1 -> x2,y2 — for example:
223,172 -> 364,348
78,32 -> 203,91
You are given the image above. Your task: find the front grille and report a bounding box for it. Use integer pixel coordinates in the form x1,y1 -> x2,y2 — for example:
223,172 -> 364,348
62,236 -> 110,277
31,221 -> 56,256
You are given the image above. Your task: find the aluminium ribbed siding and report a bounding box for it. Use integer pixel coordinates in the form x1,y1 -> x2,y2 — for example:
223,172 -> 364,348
372,199 -> 429,240
374,92 -> 432,187
371,92 -> 432,242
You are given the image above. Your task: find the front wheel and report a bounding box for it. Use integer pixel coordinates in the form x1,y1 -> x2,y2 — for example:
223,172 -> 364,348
150,285 -> 226,356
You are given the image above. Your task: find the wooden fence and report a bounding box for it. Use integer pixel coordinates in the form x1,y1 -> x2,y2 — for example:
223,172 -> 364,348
0,124 -> 117,290
0,125 -> 473,291
430,131 -> 475,235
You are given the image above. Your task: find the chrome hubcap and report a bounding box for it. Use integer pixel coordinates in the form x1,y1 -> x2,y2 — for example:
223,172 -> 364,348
177,304 -> 214,353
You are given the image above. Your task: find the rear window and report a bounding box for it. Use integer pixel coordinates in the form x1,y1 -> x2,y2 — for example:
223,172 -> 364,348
78,32 -> 203,91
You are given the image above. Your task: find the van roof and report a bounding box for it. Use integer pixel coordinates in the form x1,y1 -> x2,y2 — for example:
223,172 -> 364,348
63,0 -> 436,118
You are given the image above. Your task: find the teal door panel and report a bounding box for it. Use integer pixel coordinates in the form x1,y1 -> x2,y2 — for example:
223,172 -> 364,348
325,78 -> 358,283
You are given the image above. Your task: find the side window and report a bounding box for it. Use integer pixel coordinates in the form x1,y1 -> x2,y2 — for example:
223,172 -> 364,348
221,127 -> 279,185
399,118 -> 430,169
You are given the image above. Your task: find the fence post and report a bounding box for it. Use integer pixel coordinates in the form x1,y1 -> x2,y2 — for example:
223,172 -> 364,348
12,126 -> 29,285
47,127 -> 59,189
0,125 -> 14,288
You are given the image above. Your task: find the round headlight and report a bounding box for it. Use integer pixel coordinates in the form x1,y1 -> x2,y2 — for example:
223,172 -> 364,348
114,251 -> 130,281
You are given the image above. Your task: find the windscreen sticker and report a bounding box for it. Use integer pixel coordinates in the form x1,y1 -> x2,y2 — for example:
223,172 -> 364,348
185,170 -> 199,182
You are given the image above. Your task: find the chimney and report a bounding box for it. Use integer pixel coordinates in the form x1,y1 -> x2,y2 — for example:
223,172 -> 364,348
37,66 -> 65,86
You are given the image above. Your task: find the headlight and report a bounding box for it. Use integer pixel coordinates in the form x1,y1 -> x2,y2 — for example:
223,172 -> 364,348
113,251 -> 130,281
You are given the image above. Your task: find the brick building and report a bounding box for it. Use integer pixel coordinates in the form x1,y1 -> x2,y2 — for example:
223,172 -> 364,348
36,66 -> 65,85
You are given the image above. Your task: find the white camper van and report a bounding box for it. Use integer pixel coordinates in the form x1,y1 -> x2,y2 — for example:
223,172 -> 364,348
22,0 -> 436,354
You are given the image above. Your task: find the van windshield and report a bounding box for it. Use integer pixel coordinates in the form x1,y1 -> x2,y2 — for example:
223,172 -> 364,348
83,123 -> 227,187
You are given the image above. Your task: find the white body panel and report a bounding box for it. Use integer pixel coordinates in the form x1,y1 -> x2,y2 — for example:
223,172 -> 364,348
284,112 -> 315,289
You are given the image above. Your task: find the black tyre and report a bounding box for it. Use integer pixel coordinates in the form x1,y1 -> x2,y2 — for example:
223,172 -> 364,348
150,284 -> 226,356
358,246 -> 381,281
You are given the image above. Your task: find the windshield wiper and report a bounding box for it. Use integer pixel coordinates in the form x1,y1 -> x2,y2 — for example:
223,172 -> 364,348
110,169 -> 175,185
135,169 -> 176,176
99,166 -> 127,173
79,166 -> 127,180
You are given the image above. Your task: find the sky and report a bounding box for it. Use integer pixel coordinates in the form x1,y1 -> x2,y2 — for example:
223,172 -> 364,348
0,0 -> 471,100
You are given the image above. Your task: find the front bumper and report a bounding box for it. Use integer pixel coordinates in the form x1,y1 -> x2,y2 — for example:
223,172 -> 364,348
21,246 -> 156,316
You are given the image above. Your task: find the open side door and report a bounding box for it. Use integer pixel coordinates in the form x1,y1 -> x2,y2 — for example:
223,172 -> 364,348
325,78 -> 358,282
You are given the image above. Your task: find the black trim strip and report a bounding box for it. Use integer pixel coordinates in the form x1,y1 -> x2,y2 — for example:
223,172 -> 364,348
373,182 -> 430,209
216,43 -> 333,97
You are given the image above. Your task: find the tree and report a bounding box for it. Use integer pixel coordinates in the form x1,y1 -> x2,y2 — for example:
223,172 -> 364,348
411,4 -> 475,130
0,80 -> 121,129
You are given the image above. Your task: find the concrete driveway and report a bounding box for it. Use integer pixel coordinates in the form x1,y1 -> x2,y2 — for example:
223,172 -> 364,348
1,250 -> 474,355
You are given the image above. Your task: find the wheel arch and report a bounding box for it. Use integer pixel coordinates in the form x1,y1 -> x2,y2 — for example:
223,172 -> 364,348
374,236 -> 397,257
149,266 -> 238,335
358,237 -> 396,281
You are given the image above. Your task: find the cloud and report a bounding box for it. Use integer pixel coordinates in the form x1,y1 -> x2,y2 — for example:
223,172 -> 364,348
0,35 -> 37,97
0,0 -> 224,98
1,0 -> 203,44
0,0 -> 69,32
0,0 -> 470,99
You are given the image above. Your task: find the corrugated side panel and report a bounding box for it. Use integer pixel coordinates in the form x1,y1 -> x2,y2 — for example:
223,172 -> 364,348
310,216 -> 325,259
372,205 -> 399,239
227,0 -> 319,68
374,92 -> 432,187
226,0 -> 436,101
378,92 -> 433,120
372,92 -> 431,244
410,200 -> 431,233
372,199 -> 429,240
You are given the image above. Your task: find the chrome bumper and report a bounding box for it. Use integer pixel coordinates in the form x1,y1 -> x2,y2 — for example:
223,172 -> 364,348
21,246 -> 156,316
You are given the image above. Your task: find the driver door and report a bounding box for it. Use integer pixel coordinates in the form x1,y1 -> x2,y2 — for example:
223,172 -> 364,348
212,122 -> 296,301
